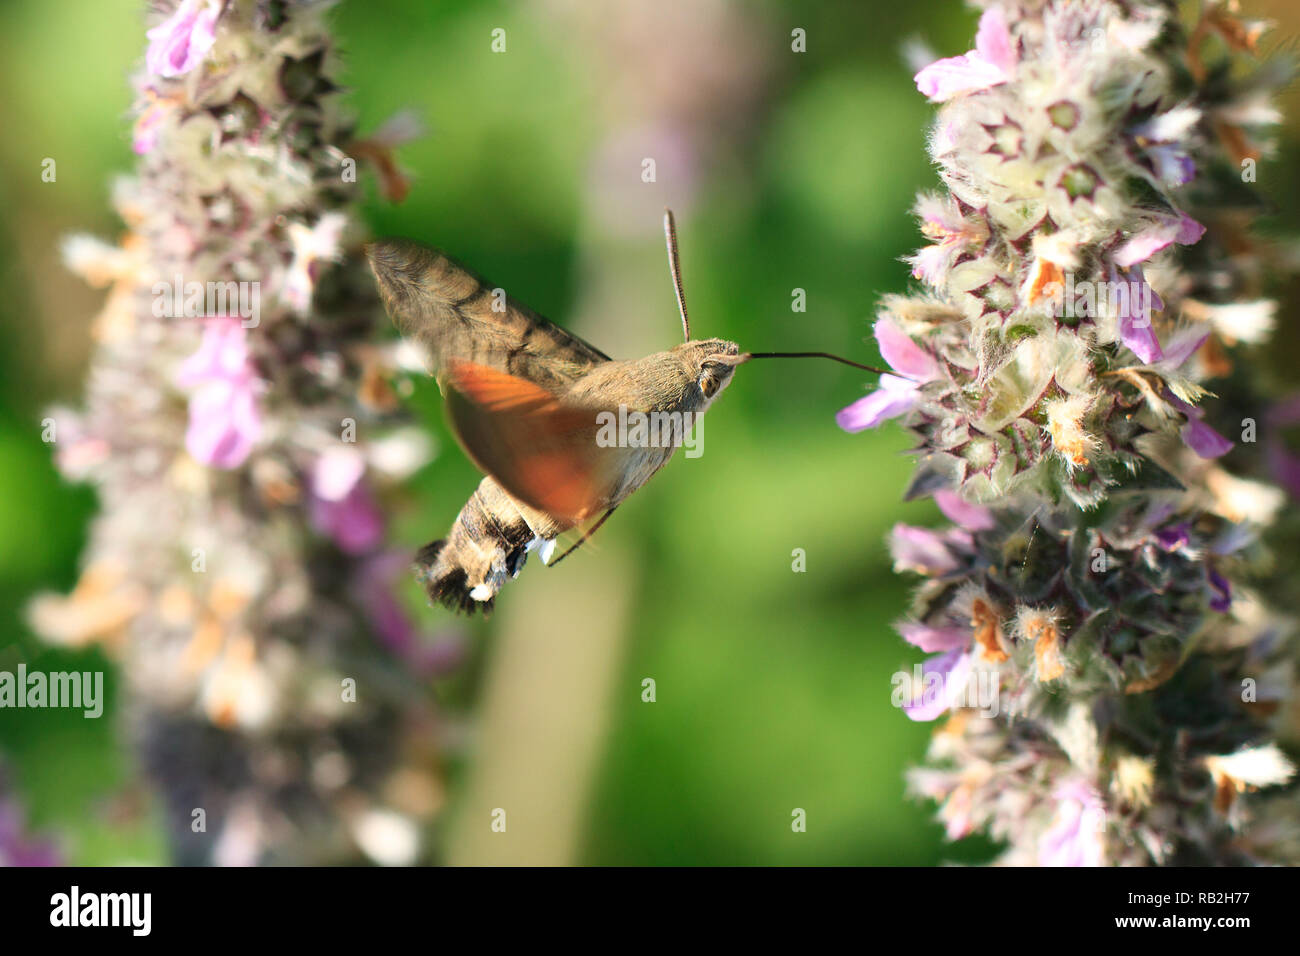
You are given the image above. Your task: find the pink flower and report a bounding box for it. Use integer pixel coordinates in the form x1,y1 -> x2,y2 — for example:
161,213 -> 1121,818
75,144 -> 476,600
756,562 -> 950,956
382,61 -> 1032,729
877,318 -> 942,381
909,195 -> 987,286
914,8 -> 1017,102
836,320 -> 940,432
902,647 -> 974,722
309,446 -> 366,501
908,243 -> 953,286
836,374 -> 921,432
1113,214 -> 1206,268
308,448 -> 384,554
184,377 -> 261,468
146,0 -> 223,79
133,93 -> 167,155
934,488 -> 995,531
897,621 -> 971,653
176,318 -> 261,469
177,316 -> 253,384
888,524 -> 970,575
1039,781 -> 1105,866
355,552 -> 465,675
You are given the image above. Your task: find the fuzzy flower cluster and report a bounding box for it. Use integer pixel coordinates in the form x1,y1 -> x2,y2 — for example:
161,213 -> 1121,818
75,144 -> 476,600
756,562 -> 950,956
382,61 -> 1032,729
844,0 -> 1299,864
28,0 -> 455,865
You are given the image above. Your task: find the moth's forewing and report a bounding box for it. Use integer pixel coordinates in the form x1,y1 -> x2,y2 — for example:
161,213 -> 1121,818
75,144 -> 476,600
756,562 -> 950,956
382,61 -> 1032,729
366,239 -> 611,392
444,360 -> 634,523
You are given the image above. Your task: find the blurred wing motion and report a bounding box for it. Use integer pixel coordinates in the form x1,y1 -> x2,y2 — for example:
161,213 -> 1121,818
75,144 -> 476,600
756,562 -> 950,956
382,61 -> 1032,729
367,237 -> 635,614
444,360 -> 630,524
366,238 -> 610,392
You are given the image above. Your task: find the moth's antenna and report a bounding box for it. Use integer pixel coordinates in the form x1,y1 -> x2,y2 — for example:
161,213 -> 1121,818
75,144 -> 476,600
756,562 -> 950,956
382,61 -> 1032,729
664,208 -> 690,342
743,351 -> 889,375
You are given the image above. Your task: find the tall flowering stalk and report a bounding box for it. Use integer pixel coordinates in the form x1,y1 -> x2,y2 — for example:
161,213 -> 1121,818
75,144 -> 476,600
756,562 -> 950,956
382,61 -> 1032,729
845,0 -> 1298,864
28,0 -> 451,864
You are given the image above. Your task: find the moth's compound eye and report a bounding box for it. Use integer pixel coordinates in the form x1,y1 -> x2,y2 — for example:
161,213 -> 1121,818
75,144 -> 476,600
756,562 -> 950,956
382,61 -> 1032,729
699,368 -> 723,398
698,359 -> 734,399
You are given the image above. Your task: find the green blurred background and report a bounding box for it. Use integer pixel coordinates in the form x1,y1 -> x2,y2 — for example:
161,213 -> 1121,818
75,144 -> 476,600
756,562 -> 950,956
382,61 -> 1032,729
1,0 -> 1297,866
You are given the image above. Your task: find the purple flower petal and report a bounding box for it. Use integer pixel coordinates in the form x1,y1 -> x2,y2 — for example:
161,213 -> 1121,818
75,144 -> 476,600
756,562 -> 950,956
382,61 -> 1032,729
898,621 -> 971,653
310,479 -> 384,554
308,449 -> 385,554
1038,781 -> 1105,867
902,648 -> 973,722
1154,522 -> 1191,551
915,53 -> 1009,102
836,374 -> 919,432
1175,213 -> 1206,245
914,8 -> 1015,102
1119,311 -> 1163,364
177,318 -> 261,469
356,553 -> 416,652
934,488 -> 995,531
177,318 -> 250,386
1158,327 -> 1208,370
1114,230 -> 1173,269
889,523 -> 963,575
1131,110 -> 1200,187
184,378 -> 261,469
354,552 -> 463,676
1207,567 -> 1232,612
875,319 -> 940,381
909,243 -> 953,286
1168,393 -> 1234,459
311,448 -> 366,502
1112,268 -> 1163,363
146,0 -> 222,79
1149,145 -> 1196,186
1183,418 -> 1234,459
974,7 -> 1016,74
1114,215 -> 1207,268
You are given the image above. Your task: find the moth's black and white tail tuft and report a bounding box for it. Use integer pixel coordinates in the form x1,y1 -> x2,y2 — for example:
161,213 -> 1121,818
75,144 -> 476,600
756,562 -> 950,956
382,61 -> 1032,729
413,539 -> 493,616
411,477 -> 563,615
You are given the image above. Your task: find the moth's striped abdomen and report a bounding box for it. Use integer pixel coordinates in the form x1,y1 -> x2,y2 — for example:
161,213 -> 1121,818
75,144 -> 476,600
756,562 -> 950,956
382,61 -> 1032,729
414,477 -> 567,614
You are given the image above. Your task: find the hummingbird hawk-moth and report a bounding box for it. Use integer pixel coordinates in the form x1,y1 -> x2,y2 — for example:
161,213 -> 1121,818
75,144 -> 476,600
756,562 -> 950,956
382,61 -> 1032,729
366,211 -> 881,614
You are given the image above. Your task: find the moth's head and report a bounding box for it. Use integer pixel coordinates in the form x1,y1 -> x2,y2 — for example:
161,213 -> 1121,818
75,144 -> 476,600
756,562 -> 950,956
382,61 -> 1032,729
673,338 -> 744,405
